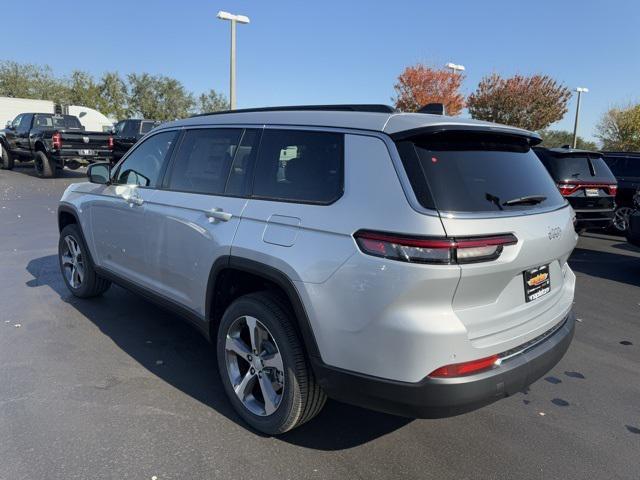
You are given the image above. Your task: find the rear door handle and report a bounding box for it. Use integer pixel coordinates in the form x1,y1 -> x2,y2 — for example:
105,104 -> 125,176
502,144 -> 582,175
206,208 -> 232,222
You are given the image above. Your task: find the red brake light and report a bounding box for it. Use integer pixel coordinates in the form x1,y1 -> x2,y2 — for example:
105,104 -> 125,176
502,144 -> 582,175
354,231 -> 517,265
52,132 -> 62,150
557,183 -> 577,196
608,185 -> 617,196
428,354 -> 499,378
108,135 -> 114,150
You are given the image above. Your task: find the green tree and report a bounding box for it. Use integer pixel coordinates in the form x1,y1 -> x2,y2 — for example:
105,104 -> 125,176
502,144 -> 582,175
128,73 -> 194,120
98,72 -> 129,119
468,74 -> 572,130
0,61 -> 67,103
196,89 -> 229,114
538,129 -> 597,150
596,104 -> 640,151
66,70 -> 102,109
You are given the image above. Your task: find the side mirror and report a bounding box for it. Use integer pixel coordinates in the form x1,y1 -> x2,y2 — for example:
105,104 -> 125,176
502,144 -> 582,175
87,162 -> 111,184
5,121 -> 13,129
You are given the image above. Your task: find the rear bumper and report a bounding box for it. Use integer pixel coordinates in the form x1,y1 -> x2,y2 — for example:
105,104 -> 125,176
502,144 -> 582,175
626,211 -> 640,247
574,209 -> 614,230
313,311 -> 575,418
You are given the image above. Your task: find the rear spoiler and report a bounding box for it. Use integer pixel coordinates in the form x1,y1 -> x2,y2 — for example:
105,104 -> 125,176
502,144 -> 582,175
390,124 -> 542,146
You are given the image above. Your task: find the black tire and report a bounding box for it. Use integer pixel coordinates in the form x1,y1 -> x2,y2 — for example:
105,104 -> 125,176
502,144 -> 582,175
34,150 -> 55,178
58,224 -> 111,298
0,143 -> 14,170
216,292 -> 326,434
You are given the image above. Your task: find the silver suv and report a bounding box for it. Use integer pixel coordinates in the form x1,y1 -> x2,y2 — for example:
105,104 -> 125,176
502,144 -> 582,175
57,105 -> 577,434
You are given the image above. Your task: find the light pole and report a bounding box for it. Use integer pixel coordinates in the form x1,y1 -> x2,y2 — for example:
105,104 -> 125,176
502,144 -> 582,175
217,10 -> 250,110
572,87 -> 589,149
445,62 -> 465,75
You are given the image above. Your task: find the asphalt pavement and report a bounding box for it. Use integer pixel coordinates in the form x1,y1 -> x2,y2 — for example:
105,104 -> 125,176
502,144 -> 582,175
1,164 -> 639,480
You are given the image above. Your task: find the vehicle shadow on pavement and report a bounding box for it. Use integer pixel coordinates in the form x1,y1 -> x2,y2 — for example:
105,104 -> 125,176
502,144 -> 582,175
25,254 -> 411,449
8,162 -> 87,179
569,247 -> 640,288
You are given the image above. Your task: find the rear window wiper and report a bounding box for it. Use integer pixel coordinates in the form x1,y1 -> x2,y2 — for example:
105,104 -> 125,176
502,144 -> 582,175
502,195 -> 547,206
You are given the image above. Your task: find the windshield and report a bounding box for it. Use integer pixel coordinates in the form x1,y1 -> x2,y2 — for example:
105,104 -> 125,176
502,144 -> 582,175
33,114 -> 83,130
396,132 -> 565,213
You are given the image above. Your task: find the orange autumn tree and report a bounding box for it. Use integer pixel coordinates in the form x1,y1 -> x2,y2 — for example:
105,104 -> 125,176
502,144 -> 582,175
467,74 -> 571,130
393,64 -> 465,115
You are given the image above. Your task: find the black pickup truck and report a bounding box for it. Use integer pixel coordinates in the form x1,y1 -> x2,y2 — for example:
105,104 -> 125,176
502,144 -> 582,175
0,113 -> 113,177
112,118 -> 161,162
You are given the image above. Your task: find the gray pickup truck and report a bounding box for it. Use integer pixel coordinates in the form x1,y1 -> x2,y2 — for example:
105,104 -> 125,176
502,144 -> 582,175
0,113 -> 113,177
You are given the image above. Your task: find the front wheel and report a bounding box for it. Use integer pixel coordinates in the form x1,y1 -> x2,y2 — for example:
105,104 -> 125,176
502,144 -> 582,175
0,143 -> 14,170
216,292 -> 326,434
612,206 -> 634,233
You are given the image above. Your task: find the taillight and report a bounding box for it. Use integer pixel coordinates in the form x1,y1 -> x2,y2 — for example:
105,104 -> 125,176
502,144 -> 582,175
428,355 -> 500,378
52,132 -> 62,150
558,182 -> 617,196
108,135 -> 114,150
354,231 -> 517,265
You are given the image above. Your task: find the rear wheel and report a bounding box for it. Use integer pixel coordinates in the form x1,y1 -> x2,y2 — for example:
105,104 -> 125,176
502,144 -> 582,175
0,143 -> 14,170
58,224 -> 111,298
216,292 -> 326,434
34,150 -> 55,178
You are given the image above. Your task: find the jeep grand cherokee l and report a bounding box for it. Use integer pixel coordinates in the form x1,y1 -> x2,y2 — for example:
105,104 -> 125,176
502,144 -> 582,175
57,105 -> 577,434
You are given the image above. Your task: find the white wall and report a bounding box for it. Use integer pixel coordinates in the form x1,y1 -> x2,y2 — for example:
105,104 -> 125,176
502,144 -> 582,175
0,97 -> 54,128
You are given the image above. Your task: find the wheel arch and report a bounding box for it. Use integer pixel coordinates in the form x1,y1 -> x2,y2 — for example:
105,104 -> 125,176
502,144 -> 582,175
206,256 -> 321,359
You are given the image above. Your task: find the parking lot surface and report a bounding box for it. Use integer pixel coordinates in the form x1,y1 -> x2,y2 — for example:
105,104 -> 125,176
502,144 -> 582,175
1,165 -> 639,480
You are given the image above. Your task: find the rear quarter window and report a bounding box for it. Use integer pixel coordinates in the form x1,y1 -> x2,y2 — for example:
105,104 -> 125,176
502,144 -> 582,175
396,132 -> 566,213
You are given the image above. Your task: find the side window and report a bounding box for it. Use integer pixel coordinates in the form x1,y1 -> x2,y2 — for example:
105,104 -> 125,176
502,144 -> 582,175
166,128 -> 242,195
11,115 -> 23,129
18,114 -> 32,130
252,129 -> 344,203
113,121 -> 125,135
114,130 -> 178,187
140,121 -> 155,135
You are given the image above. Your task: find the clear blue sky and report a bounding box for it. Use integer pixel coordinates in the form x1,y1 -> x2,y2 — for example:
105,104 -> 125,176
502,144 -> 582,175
4,0 -> 639,143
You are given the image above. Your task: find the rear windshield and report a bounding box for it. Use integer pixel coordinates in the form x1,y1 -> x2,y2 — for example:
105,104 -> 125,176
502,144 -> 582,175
537,150 -> 617,183
396,132 -> 565,213
33,114 -> 82,130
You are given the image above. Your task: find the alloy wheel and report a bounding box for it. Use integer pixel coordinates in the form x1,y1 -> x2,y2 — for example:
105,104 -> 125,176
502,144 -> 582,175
613,207 -> 633,232
60,235 -> 85,288
224,315 -> 285,416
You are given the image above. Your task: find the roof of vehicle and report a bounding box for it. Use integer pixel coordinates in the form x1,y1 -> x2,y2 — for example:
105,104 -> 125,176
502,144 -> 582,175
159,105 -> 540,140
601,151 -> 640,157
535,146 -> 603,156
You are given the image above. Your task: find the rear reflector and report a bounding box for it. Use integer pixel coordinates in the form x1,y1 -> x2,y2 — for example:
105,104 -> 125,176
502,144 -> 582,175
354,231 -> 517,264
108,135 -> 114,150
52,132 -> 62,150
428,355 -> 499,378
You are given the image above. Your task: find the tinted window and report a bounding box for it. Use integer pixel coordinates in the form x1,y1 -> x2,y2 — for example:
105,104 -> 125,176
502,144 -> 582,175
11,114 -> 23,129
604,156 -> 640,177
397,132 -> 565,213
252,130 -> 343,203
166,128 -> 242,195
113,121 -> 125,135
33,114 -> 82,130
225,129 -> 260,196
140,121 -> 156,134
539,151 -> 617,183
114,130 -> 178,187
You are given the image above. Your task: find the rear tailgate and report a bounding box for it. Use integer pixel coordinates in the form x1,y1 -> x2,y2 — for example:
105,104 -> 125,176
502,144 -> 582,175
441,208 -> 576,348
394,129 -> 577,350
59,130 -> 112,151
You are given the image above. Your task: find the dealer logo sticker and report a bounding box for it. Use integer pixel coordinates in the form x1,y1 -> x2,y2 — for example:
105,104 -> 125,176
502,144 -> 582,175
548,226 -> 561,240
527,272 -> 549,287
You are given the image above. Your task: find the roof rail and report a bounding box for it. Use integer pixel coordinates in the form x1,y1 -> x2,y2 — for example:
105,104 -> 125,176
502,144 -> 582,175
190,104 -> 396,118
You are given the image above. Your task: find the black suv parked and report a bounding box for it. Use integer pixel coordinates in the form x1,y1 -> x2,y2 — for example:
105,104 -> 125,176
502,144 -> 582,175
534,147 -> 617,232
112,119 -> 161,162
625,189 -> 640,247
601,152 -> 640,233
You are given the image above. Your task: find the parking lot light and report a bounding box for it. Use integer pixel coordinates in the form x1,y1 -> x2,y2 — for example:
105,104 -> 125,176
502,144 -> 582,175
216,10 -> 250,110
446,62 -> 466,74
572,87 -> 589,149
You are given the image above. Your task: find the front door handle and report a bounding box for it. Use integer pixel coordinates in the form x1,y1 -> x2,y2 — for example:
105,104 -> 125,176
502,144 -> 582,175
206,208 -> 232,222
